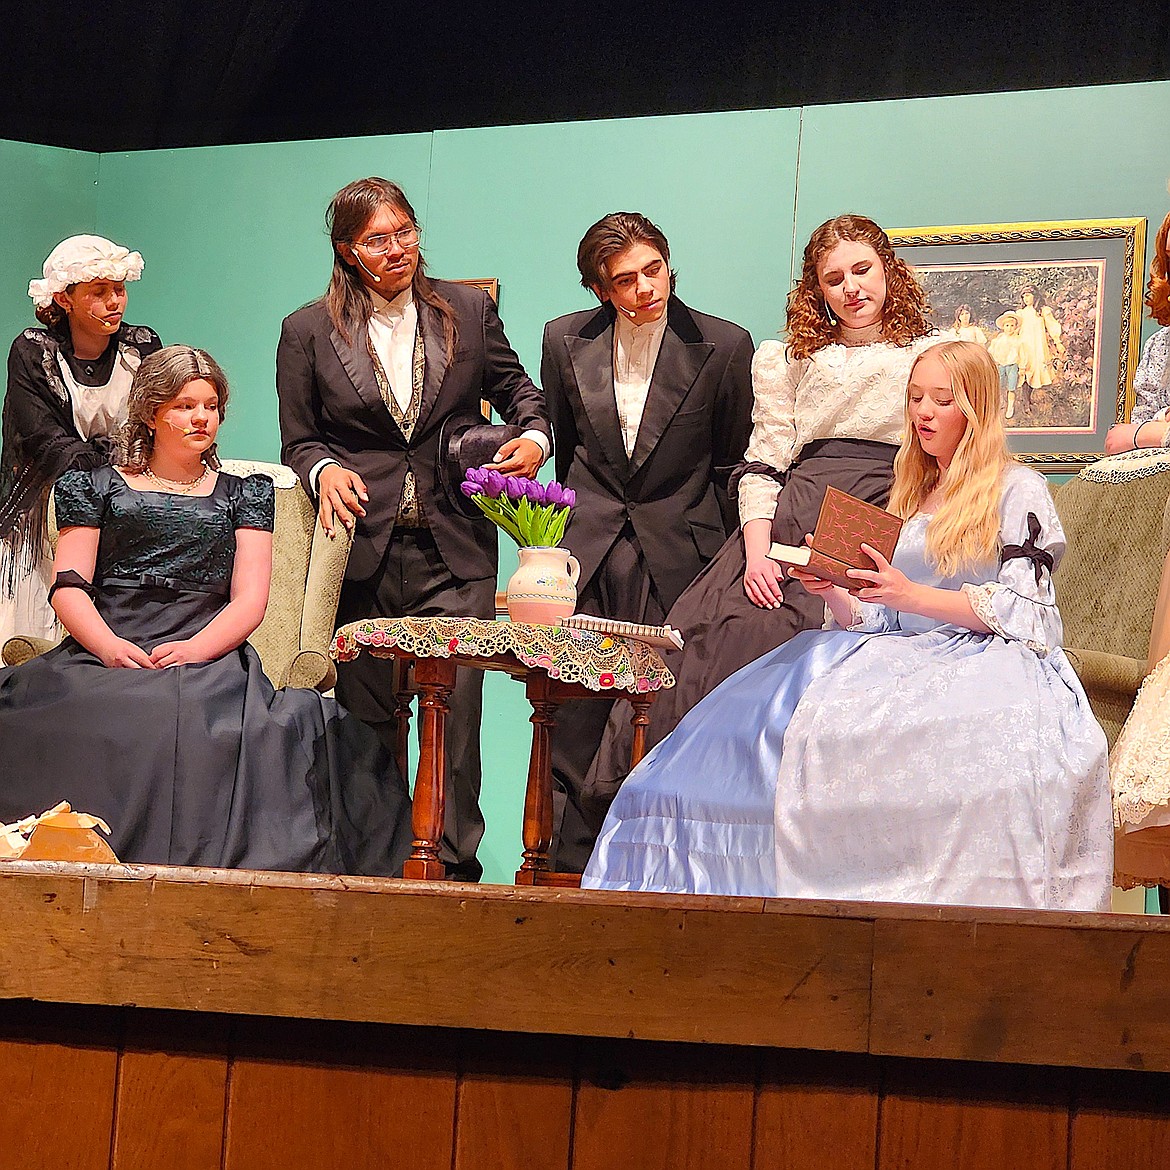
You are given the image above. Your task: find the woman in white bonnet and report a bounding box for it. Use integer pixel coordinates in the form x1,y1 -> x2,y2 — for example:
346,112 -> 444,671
0,235 -> 161,643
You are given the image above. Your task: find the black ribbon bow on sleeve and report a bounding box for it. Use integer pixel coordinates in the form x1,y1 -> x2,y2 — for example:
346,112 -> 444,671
1000,511 -> 1054,585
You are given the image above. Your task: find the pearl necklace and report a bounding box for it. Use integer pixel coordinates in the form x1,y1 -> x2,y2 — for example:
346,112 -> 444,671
144,463 -> 211,494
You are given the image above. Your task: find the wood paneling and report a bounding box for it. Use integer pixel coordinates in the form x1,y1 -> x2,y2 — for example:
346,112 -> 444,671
223,1019 -> 457,1170
1071,1068 -> 1170,1170
111,1012 -> 230,1170
870,914 -> 1170,1071
454,1031 -> 574,1170
877,1059 -> 1070,1170
754,1049 -> 879,1170
571,1039 -> 755,1170
0,1002 -> 120,1170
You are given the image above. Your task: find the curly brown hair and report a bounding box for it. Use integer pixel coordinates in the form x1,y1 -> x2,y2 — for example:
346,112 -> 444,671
1145,210 -> 1170,326
117,345 -> 229,473
785,214 -> 931,359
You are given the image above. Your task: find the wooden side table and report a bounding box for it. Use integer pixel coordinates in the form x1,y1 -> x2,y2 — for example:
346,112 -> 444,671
333,617 -> 673,885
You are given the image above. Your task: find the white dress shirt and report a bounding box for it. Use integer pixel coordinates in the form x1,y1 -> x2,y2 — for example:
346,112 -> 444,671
613,309 -> 669,456
310,287 -> 547,495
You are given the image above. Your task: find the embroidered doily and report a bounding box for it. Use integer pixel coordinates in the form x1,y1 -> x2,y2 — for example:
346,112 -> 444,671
1079,447 -> 1170,484
333,616 -> 675,693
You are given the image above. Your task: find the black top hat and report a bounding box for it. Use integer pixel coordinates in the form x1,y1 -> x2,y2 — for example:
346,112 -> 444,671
438,415 -> 525,517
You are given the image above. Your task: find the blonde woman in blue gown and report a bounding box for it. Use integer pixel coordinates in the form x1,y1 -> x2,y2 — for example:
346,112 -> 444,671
584,342 -> 1113,910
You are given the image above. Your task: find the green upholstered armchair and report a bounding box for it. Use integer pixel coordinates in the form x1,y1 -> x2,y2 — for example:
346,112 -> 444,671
1051,464 -> 1170,748
1,461 -> 351,693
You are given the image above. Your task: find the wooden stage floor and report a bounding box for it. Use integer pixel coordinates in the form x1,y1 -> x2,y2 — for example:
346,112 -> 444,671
1,861 -> 1169,1168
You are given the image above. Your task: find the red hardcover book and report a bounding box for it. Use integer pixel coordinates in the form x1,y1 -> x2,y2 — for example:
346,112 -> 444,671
767,486 -> 903,592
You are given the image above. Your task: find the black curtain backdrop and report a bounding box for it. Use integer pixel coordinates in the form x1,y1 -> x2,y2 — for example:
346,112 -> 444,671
5,2 -> 1170,152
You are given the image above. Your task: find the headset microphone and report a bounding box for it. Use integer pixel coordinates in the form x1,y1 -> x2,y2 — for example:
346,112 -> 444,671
355,254 -> 382,283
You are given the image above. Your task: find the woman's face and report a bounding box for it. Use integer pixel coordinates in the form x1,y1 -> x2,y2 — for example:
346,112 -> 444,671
150,378 -> 220,461
1021,290 -> 1035,307
908,352 -> 968,469
817,240 -> 886,331
958,308 -> 971,326
54,279 -> 127,338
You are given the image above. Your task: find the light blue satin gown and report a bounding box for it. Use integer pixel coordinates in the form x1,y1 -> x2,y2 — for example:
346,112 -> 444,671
582,466 -> 1113,911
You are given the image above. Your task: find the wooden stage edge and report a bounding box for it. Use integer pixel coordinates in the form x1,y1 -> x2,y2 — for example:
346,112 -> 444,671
1,860 -> 1168,1074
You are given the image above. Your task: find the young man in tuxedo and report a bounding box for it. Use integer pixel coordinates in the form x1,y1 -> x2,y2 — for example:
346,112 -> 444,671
541,211 -> 754,870
277,177 -> 551,881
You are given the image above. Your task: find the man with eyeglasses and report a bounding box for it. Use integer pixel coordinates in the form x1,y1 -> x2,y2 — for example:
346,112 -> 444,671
540,211 -> 754,872
277,176 -> 550,882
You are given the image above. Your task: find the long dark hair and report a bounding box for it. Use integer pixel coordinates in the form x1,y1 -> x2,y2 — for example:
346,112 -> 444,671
324,177 -> 458,360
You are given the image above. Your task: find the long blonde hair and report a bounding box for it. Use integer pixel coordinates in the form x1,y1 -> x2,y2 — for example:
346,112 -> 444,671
888,340 -> 1013,577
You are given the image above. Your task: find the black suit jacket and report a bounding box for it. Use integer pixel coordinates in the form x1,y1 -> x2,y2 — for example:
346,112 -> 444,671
542,297 -> 754,611
277,280 -> 550,583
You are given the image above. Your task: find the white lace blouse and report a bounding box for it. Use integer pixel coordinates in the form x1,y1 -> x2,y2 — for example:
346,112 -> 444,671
737,335 -> 944,525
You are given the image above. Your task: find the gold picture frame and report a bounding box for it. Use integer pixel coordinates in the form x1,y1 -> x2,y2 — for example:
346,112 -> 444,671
890,218 -> 1147,473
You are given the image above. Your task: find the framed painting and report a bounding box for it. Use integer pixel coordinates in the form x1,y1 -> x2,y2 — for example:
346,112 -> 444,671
890,218 -> 1146,472
453,278 -> 500,420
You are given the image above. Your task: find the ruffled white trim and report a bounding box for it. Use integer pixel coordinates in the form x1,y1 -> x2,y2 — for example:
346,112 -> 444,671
962,581 -> 1051,656
28,235 -> 144,308
1080,447 -> 1170,484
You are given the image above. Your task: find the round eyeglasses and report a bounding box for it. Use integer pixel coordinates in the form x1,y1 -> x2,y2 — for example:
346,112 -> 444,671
352,227 -> 420,255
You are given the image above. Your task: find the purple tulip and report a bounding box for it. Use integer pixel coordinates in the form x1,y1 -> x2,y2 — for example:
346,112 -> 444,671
460,480 -> 481,498
465,466 -> 489,486
482,469 -> 507,498
504,476 -> 526,500
543,481 -> 565,507
561,488 -> 576,508
522,479 -> 545,504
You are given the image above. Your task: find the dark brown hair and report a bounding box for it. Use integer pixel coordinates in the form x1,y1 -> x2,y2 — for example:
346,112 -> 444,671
323,177 -> 458,359
786,214 -> 931,359
576,212 -> 677,298
118,345 -> 229,472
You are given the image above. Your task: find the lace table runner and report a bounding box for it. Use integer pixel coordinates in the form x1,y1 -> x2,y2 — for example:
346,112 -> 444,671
333,616 -> 675,693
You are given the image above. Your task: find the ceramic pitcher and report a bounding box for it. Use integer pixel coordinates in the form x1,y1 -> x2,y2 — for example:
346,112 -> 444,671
505,546 -> 580,625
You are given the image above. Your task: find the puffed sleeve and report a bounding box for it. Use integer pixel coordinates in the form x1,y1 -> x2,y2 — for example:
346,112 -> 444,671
234,474 -> 275,531
1131,328 -> 1170,426
53,468 -> 106,528
737,341 -> 803,525
961,468 -> 1065,656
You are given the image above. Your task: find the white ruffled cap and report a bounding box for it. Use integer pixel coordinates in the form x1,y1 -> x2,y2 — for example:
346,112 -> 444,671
27,235 -> 145,309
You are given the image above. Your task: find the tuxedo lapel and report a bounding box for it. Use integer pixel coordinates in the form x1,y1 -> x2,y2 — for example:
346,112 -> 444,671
566,305 -> 628,478
329,322 -> 389,420
415,300 -> 451,431
628,299 -> 714,477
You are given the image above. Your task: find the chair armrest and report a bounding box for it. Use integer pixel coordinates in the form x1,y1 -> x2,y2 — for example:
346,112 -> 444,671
300,522 -> 353,658
286,649 -> 335,693
2,635 -> 58,667
1064,646 -> 1148,701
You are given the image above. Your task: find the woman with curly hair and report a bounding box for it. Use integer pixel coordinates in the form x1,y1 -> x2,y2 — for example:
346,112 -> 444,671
0,236 -> 161,645
585,343 -> 1111,907
1105,208 -> 1170,453
582,214 -> 943,821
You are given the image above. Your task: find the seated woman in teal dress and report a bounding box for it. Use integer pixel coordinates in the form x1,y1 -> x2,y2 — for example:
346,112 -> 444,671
582,341 -> 1113,910
0,345 -> 411,874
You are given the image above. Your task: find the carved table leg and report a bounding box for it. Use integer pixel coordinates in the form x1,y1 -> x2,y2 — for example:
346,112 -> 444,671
516,673 -> 560,884
391,657 -> 415,786
404,657 -> 457,881
629,696 -> 655,768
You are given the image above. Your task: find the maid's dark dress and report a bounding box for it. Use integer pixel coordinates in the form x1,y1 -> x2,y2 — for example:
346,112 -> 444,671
0,465 -> 411,874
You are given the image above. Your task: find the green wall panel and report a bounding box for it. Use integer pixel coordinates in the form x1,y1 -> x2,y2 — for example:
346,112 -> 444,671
794,81 -> 1170,350
93,134 -> 434,459
0,139 -> 98,364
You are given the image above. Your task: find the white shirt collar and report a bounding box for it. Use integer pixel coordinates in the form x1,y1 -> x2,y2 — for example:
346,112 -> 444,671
615,306 -> 669,342
370,286 -> 414,319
